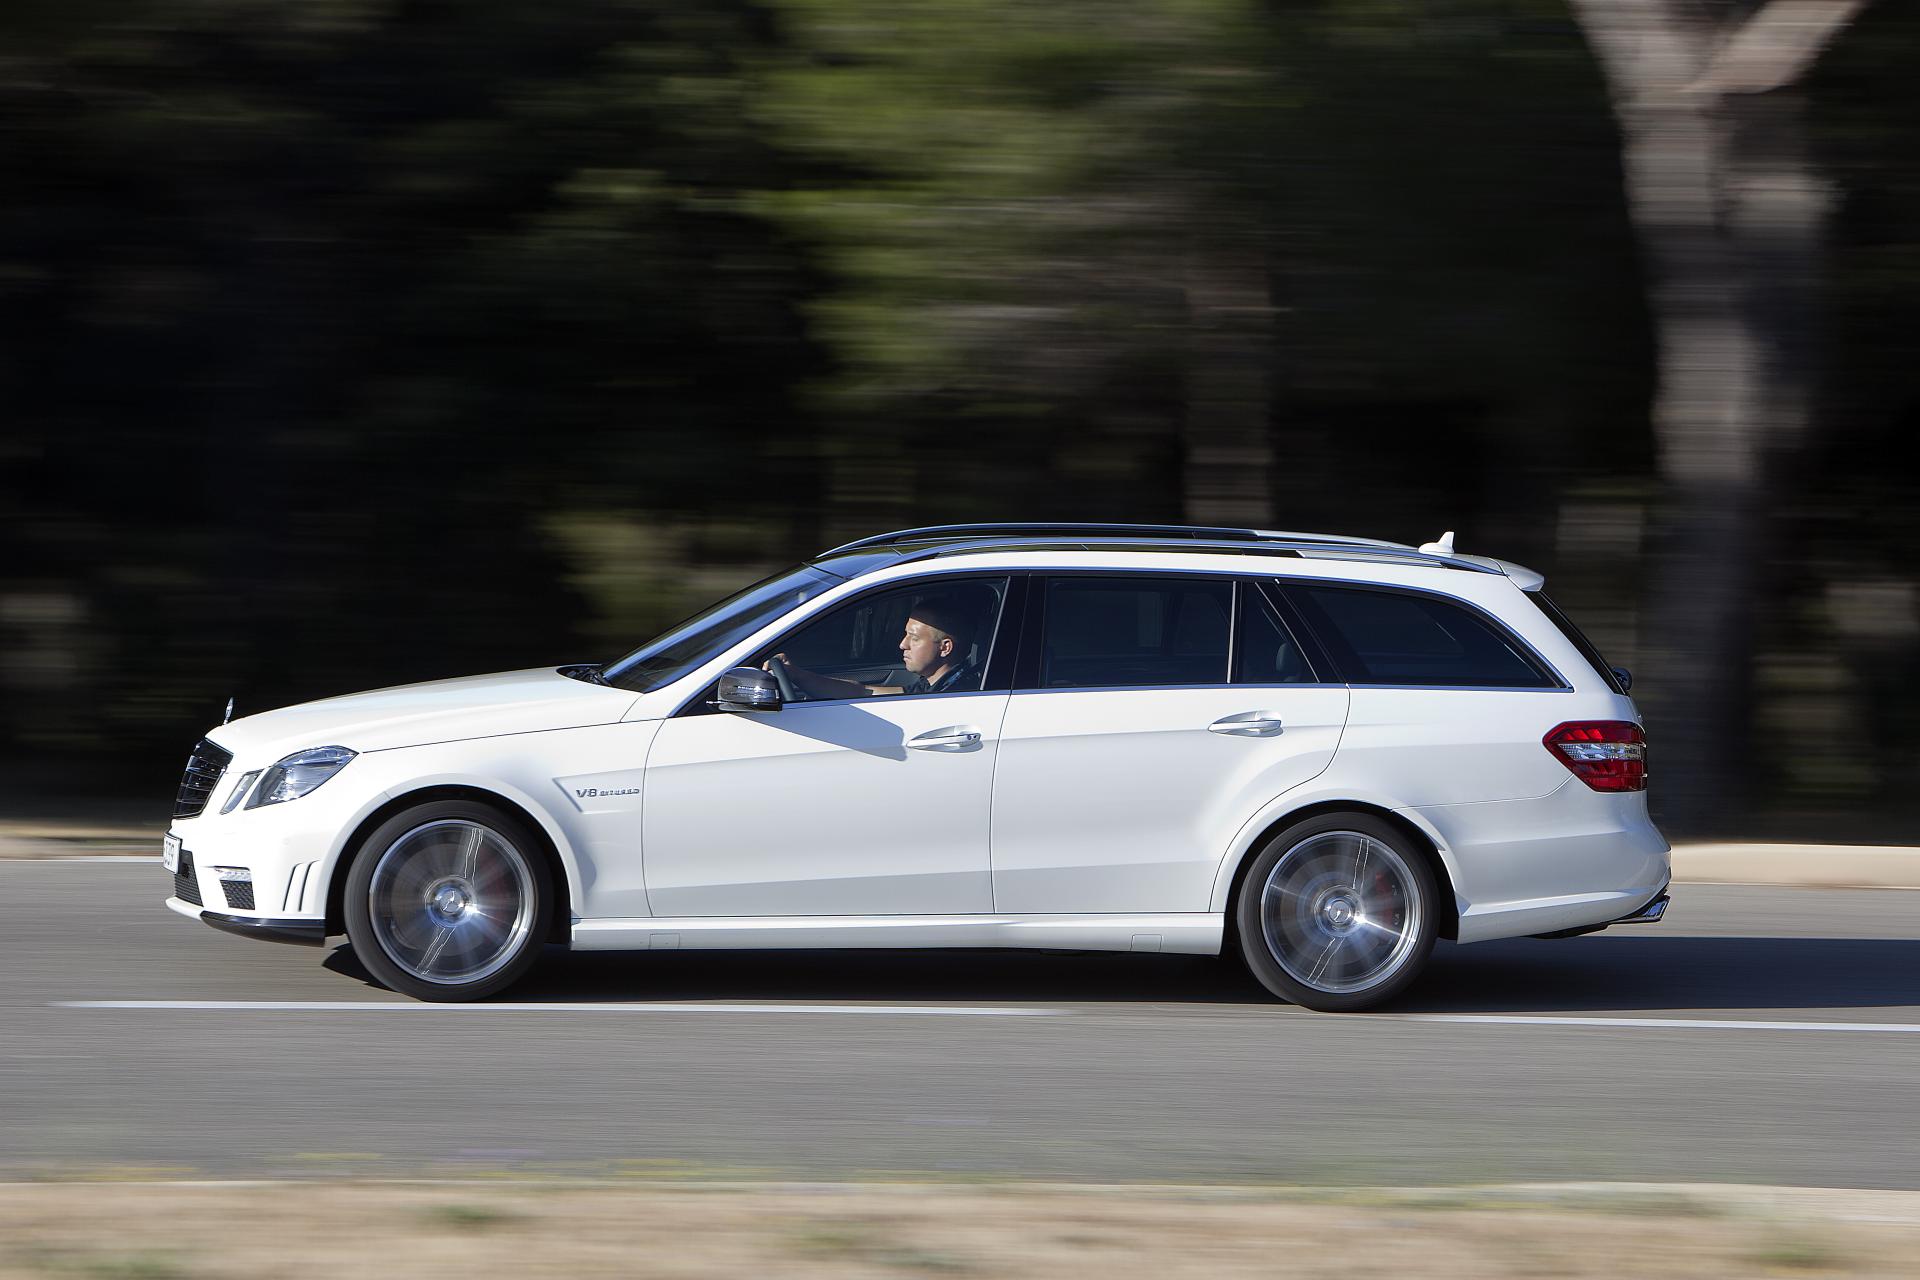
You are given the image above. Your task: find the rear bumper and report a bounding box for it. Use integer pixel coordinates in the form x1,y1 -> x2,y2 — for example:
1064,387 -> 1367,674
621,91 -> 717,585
1530,886 -> 1670,938
1407,784 -> 1671,944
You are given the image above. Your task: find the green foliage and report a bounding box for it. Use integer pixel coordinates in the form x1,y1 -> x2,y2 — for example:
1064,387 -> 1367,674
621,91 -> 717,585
0,0 -> 1913,828
751,0 -> 1651,538
0,0 -> 826,779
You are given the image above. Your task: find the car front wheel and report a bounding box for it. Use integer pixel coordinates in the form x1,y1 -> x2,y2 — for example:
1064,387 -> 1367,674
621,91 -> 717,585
343,800 -> 553,1002
1235,814 -> 1437,1012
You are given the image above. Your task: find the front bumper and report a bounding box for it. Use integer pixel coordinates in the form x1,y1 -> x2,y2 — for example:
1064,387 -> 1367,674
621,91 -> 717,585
165,895 -> 328,947
203,908 -> 328,947
164,816 -> 333,945
168,825 -> 329,911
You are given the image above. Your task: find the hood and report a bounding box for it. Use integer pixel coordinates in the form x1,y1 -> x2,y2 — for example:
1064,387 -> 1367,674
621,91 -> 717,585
206,667 -> 640,764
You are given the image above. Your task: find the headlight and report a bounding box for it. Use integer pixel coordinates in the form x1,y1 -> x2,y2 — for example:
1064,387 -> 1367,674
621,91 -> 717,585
245,746 -> 357,808
219,770 -> 262,815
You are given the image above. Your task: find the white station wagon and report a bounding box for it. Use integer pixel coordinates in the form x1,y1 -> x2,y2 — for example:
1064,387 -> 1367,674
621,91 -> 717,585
163,524 -> 1669,1009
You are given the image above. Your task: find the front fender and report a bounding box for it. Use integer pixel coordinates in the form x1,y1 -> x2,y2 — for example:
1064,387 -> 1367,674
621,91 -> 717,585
330,760 -> 590,926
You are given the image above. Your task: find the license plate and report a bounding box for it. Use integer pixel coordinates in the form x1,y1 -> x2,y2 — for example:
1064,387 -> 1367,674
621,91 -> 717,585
162,834 -> 181,873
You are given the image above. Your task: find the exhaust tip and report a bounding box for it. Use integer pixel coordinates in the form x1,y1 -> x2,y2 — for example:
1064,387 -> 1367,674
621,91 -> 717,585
1614,893 -> 1670,926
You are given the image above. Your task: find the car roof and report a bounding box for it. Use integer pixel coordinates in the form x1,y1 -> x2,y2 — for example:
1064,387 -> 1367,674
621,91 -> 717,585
809,524 -> 1543,590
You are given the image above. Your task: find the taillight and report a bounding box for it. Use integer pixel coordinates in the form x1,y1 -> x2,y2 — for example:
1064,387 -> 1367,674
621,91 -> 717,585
1544,721 -> 1647,792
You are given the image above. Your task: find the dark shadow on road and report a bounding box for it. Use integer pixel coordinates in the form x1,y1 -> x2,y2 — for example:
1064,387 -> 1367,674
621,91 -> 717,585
320,944 -> 378,987
1402,935 -> 1920,1014
317,934 -> 1920,1013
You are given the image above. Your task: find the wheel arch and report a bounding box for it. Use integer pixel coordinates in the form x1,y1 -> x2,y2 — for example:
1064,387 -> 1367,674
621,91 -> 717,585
324,784 -> 576,943
1216,799 -> 1461,947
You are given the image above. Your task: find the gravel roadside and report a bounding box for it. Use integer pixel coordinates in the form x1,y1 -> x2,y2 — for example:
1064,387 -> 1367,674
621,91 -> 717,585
3,1181 -> 1918,1279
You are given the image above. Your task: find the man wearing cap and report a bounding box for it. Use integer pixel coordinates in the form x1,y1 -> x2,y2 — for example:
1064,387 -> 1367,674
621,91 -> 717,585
768,592 -> 981,699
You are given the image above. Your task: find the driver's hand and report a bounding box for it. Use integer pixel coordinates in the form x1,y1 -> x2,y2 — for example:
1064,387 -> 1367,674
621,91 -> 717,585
763,652 -> 788,672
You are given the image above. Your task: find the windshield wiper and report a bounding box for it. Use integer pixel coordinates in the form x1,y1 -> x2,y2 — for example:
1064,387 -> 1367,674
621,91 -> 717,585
558,663 -> 612,687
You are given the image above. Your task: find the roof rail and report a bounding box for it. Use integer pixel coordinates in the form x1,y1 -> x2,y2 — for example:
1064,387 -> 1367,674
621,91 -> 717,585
891,535 -> 1500,575
820,523 -> 1409,557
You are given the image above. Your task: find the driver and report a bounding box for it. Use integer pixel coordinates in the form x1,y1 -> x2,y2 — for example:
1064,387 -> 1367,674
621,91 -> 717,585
768,593 -> 982,699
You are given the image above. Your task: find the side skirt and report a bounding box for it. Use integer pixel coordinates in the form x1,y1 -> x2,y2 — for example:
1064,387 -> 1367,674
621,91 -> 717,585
571,913 -> 1223,956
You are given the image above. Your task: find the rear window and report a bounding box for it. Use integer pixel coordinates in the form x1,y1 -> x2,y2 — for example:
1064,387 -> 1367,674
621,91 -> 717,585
1531,594 -> 1627,694
1036,577 -> 1231,688
1234,583 -> 1318,683
1287,584 -> 1557,688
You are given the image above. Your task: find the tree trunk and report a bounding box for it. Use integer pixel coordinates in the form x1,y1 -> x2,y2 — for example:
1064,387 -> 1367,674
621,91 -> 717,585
1568,0 -> 1861,833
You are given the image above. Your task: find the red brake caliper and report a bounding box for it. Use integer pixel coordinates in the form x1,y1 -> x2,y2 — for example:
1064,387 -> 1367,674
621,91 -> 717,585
1373,870 -> 1400,928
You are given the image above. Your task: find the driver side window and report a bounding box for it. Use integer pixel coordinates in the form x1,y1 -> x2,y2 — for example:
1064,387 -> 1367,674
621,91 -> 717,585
758,576 -> 1009,701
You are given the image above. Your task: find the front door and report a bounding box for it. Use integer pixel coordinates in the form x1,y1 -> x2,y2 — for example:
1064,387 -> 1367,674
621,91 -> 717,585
642,575 -> 1013,917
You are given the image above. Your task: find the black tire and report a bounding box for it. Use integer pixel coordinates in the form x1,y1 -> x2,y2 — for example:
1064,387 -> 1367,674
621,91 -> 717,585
343,799 -> 553,1002
1235,812 -> 1438,1012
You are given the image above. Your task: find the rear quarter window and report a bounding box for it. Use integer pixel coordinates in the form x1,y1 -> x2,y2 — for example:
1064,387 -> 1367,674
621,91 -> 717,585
1286,584 -> 1559,689
1531,594 -> 1627,694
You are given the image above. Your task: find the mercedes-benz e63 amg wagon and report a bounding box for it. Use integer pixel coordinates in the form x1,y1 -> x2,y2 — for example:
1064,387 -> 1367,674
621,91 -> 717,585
163,523 -> 1669,1009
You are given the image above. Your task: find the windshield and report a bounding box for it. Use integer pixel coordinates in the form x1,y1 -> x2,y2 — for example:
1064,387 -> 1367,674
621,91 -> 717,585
602,565 -> 840,693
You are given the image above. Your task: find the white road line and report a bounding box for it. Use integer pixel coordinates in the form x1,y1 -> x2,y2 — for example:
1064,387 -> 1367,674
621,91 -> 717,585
1399,1014 -> 1920,1034
50,1003 -> 1915,1031
54,1000 -> 1062,1017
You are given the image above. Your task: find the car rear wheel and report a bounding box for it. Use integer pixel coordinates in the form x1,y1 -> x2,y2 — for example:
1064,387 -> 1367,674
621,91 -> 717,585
1235,813 -> 1437,1012
343,800 -> 552,1002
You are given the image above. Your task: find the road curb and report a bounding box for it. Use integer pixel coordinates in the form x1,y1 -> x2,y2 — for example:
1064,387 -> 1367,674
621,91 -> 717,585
1668,843 -> 1920,890
0,1176 -> 1915,1212
0,827 -> 157,860
4,824 -> 1919,889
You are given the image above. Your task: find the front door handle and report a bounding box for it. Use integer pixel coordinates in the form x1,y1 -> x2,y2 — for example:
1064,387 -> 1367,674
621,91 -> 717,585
908,725 -> 985,751
1209,711 -> 1285,736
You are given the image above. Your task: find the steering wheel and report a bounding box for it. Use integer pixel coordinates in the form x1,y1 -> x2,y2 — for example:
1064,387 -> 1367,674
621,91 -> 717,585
764,654 -> 804,703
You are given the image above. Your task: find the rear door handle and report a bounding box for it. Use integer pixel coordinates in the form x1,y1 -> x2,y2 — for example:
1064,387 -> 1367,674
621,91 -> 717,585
908,725 -> 985,751
1208,711 -> 1284,736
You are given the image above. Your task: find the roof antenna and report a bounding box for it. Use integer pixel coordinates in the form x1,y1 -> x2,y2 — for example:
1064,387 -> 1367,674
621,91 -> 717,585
223,696 -> 235,725
1418,530 -> 1457,557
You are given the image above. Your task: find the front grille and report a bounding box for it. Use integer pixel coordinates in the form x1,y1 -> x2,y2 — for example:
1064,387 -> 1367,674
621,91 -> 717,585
174,738 -> 233,819
221,879 -> 255,910
174,849 -> 203,906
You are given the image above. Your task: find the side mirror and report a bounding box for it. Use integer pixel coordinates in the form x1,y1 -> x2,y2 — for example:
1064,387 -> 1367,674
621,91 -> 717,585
713,666 -> 783,713
1611,666 -> 1633,692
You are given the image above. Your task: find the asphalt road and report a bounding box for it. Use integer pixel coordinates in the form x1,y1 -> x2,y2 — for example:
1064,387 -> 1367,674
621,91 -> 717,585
3,862 -> 1917,1187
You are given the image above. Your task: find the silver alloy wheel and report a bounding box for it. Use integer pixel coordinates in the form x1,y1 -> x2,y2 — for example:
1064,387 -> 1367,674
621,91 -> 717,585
367,819 -> 536,985
1259,830 -> 1424,995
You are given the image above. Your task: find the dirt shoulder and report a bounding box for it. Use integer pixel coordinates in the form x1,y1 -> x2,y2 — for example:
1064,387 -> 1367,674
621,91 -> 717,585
2,1181 -> 1917,1279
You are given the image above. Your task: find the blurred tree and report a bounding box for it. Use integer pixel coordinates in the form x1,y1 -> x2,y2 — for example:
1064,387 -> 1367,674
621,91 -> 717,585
1784,2 -> 1920,828
1,0 -> 1909,838
1568,0 -> 1870,831
756,0 -> 1648,549
755,0 -> 1228,540
0,0 -> 828,796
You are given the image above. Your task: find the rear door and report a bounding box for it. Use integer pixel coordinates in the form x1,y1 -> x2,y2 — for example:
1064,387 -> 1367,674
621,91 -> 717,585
989,575 -> 1349,913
